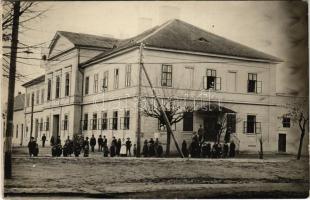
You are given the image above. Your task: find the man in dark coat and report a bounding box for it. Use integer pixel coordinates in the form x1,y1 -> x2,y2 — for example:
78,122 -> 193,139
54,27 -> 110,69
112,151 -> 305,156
125,138 -> 132,157
116,138 -> 122,156
206,143 -> 211,158
90,134 -> 96,153
223,142 -> 229,158
229,141 -> 236,158
41,134 -> 46,147
110,142 -> 116,157
181,140 -> 189,157
83,137 -> 90,157
98,135 -> 103,152
157,143 -> 163,157
28,137 -> 36,157
148,138 -> 155,157
73,135 -> 81,157
197,125 -> 204,143
50,136 -> 55,146
103,135 -> 108,147
56,135 -> 61,145
142,139 -> 149,157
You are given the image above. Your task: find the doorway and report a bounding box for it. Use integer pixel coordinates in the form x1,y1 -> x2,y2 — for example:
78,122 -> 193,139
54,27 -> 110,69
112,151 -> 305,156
278,134 -> 286,152
203,113 -> 218,142
53,115 -> 60,138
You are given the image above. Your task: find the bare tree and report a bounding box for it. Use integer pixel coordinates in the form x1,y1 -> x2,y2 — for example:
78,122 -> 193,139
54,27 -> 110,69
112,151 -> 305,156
283,99 -> 308,160
142,96 -> 194,156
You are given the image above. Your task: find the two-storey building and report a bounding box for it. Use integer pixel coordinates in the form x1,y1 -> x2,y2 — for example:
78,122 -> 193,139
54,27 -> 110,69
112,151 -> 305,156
21,19 -> 308,155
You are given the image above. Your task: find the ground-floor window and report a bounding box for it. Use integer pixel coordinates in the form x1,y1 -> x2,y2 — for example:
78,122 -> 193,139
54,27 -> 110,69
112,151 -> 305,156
83,114 -> 88,130
245,115 -> 256,134
183,112 -> 193,131
63,114 -> 68,130
121,110 -> 130,130
92,113 -> 97,130
112,111 -> 118,130
101,112 -> 107,130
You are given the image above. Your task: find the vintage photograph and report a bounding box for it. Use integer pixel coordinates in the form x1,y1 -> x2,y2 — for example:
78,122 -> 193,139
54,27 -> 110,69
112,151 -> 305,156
1,1 -> 309,198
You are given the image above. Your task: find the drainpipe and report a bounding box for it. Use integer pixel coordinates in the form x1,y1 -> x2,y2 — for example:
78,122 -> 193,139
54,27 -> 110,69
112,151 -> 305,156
77,48 -> 84,136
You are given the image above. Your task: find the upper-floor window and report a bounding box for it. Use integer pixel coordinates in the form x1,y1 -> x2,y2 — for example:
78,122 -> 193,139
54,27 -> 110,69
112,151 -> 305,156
47,79 -> 52,100
65,73 -> 70,96
85,76 -> 89,95
41,89 -> 44,104
183,112 -> 193,131
26,93 -> 30,107
247,73 -> 262,93
161,64 -> 172,87
40,118 -> 43,131
125,64 -> 131,87
282,117 -> 290,128
36,90 -> 40,104
114,69 -> 119,89
102,71 -> 109,91
203,69 -> 221,90
55,76 -> 60,99
93,73 -> 98,93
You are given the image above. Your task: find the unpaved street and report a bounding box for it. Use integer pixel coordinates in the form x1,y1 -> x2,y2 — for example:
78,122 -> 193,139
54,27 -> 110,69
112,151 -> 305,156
4,147 -> 309,198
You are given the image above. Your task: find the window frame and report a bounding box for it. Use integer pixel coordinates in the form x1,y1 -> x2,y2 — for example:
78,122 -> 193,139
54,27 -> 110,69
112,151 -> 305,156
282,117 -> 291,128
125,64 -> 131,87
55,76 -> 60,99
92,113 -> 97,130
85,76 -> 89,95
93,73 -> 99,93
114,68 -> 119,89
161,64 -> 172,87
47,79 -> 52,101
65,72 -> 70,96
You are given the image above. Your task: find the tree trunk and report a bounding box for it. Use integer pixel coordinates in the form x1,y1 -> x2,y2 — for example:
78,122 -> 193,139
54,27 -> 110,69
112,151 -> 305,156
297,130 -> 305,160
166,129 -> 171,156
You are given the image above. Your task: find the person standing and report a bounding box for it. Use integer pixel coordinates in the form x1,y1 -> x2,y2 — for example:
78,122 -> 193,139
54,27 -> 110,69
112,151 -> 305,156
83,137 -> 90,157
50,135 -> 55,146
98,135 -> 103,152
115,138 -> 121,156
28,137 -> 35,157
223,142 -> 229,158
133,144 -> 137,157
125,138 -> 132,157
142,139 -> 149,157
149,138 -> 155,157
56,135 -> 61,145
229,141 -> 236,158
90,134 -> 96,153
181,140 -> 188,157
198,125 -> 204,143
103,135 -> 108,148
41,134 -> 46,147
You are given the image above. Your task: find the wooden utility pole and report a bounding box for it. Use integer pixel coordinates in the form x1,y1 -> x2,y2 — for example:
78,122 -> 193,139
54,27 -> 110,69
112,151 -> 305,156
30,93 -> 34,139
139,44 -> 184,158
5,1 -> 21,179
136,43 -> 143,157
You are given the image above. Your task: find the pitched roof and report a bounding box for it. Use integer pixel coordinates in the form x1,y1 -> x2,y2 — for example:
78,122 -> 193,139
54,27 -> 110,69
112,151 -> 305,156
57,31 -> 119,49
83,19 -> 281,66
22,75 -> 45,87
14,93 -> 25,111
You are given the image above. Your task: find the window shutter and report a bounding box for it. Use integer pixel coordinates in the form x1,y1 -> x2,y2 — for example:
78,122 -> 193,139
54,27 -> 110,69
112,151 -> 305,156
203,76 -> 207,89
216,77 -> 221,90
256,81 -> 262,93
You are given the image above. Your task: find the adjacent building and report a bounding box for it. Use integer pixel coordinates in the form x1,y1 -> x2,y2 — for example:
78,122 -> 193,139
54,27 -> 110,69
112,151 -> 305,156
19,19 -> 308,155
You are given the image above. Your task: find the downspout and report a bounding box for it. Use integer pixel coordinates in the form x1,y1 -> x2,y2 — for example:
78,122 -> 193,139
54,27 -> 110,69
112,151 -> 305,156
77,48 -> 84,136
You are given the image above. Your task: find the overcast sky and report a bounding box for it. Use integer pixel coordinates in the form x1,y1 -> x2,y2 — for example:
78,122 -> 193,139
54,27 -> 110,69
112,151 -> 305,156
1,1 -> 308,105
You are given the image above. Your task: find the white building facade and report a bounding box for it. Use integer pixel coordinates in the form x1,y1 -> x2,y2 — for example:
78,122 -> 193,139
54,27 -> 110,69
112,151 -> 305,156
20,19 -> 308,155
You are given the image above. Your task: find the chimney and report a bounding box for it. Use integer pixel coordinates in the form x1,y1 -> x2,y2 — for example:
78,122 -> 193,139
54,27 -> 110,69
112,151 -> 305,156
158,6 -> 180,24
137,17 -> 152,34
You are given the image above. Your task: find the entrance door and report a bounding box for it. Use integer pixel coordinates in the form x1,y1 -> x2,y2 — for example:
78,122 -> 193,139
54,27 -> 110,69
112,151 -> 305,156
53,115 -> 60,138
203,113 -> 218,142
278,134 -> 286,152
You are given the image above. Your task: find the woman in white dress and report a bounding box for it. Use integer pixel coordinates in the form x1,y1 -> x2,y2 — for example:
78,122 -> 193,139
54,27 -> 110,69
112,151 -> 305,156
120,139 -> 127,157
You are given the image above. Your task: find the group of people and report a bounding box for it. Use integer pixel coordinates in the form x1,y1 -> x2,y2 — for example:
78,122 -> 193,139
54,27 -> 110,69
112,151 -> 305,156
182,131 -> 236,158
27,137 -> 39,157
142,138 -> 163,157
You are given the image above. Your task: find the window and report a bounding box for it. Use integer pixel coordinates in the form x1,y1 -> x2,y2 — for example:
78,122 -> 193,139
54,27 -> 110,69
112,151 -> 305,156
114,69 -> 119,89
94,73 -> 98,93
55,76 -> 60,99
41,89 -> 44,104
65,73 -> 70,96
123,110 -> 130,130
40,118 -> 43,131
102,71 -> 109,91
36,90 -> 40,104
282,117 -> 290,128
112,111 -> 118,130
85,76 -> 89,95
83,113 -> 88,130
92,113 -> 97,130
26,93 -> 30,107
47,79 -> 52,100
243,115 -> 261,134
247,73 -> 262,93
227,113 -> 236,133
101,112 -> 107,130
183,112 -> 193,131
203,69 -> 221,90
46,117 -> 49,131
63,115 -> 68,130
16,124 -> 18,138
161,64 -> 172,87
125,64 -> 131,87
